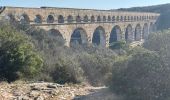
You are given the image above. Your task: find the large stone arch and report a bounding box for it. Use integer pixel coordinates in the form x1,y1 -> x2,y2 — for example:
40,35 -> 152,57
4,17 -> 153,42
47,29 -> 65,44
142,23 -> 149,39
125,24 -> 133,42
70,27 -> 88,46
47,15 -> 54,23
109,25 -> 122,44
20,14 -> 30,24
135,24 -> 142,41
34,14 -> 42,23
92,26 -> 106,47
48,29 -> 64,38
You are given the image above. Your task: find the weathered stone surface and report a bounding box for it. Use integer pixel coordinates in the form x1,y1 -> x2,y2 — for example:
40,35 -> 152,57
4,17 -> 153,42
0,6 -> 159,47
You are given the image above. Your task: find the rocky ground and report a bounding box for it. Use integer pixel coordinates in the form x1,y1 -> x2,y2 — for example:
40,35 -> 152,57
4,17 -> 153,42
0,81 -> 123,100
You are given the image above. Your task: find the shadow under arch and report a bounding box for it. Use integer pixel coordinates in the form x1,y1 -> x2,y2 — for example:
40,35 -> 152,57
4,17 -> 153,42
35,14 -> 42,23
47,29 -> 65,46
135,24 -> 142,41
58,15 -> 64,23
48,29 -> 63,37
67,15 -> 73,23
20,13 -> 30,24
125,24 -> 133,42
47,15 -> 54,23
109,25 -> 122,44
92,26 -> 106,47
143,23 -> 149,39
70,27 -> 88,46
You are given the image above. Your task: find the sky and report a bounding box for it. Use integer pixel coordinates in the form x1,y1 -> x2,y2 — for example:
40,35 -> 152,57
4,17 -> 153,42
1,0 -> 170,10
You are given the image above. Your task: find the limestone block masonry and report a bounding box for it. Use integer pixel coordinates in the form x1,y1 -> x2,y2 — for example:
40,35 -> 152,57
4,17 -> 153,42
0,6 -> 160,47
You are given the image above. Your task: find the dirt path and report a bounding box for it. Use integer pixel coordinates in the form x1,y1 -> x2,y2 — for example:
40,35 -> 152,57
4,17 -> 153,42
74,87 -> 124,100
0,82 -> 123,100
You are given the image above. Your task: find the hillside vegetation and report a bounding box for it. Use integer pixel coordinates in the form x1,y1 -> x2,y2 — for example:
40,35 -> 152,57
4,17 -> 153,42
111,30 -> 170,100
1,17 -> 170,99
0,20 -> 123,86
117,3 -> 170,30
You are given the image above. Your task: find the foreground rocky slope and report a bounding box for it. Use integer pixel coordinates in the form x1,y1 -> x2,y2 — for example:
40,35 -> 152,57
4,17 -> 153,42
0,82 -> 123,100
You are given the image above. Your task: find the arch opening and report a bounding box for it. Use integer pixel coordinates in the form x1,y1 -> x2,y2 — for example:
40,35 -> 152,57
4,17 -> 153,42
47,29 -> 65,46
76,15 -> 81,23
134,16 -> 137,21
47,15 -> 54,23
92,26 -> 106,47
58,15 -> 64,23
103,16 -> 106,22
135,24 -> 142,41
67,15 -> 73,23
112,16 -> 115,22
128,16 -> 130,21
20,14 -> 30,24
109,25 -> 122,44
120,16 -> 123,21
70,28 -> 88,46
131,16 -> 134,21
48,29 -> 63,38
143,23 -> 149,39
124,16 -> 127,21
108,16 -> 111,21
97,16 -> 101,22
84,15 -> 89,22
35,14 -> 42,23
125,24 -> 133,42
91,16 -> 95,22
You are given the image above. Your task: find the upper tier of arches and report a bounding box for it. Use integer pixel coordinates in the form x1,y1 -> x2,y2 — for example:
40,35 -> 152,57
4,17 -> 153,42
5,13 -> 159,24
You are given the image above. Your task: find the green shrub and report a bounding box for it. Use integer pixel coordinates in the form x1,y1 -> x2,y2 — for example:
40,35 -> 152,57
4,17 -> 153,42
111,49 -> 170,100
0,22 -> 43,82
143,30 -> 170,51
78,52 -> 115,86
50,56 -> 85,84
5,20 -> 122,86
109,41 -> 126,50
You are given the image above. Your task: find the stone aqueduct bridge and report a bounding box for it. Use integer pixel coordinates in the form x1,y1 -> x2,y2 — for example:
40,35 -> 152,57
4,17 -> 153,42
0,7 -> 160,47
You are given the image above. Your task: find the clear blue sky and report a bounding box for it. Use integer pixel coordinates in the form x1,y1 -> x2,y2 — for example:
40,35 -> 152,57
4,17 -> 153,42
1,0 -> 170,9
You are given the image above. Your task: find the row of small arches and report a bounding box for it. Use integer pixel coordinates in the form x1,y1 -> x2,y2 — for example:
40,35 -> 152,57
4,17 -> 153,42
6,13 -> 158,24
33,14 -> 158,24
